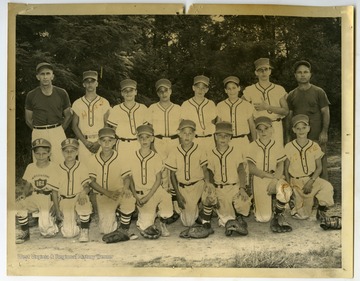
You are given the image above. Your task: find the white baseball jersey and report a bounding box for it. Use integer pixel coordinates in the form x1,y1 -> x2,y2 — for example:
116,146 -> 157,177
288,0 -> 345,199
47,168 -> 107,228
147,102 -> 181,137
217,98 -> 254,136
207,146 -> 244,184
180,98 -> 217,136
165,143 -> 207,184
285,139 -> 324,178
243,83 -> 287,120
58,161 -> 91,198
246,139 -> 286,173
87,150 -> 130,191
23,162 -> 61,193
128,150 -> 163,192
107,102 -> 148,139
72,96 -> 111,136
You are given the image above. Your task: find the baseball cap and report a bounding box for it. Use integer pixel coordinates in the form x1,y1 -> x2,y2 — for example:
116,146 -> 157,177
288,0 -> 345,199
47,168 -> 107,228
193,75 -> 209,86
36,62 -> 53,73
83,70 -> 98,81
136,124 -> 154,136
32,138 -> 51,149
98,127 -> 116,139
120,79 -> 137,91
215,121 -> 233,135
292,114 -> 310,127
254,116 -> 272,128
293,60 -> 312,72
254,58 -> 272,70
178,119 -> 196,131
223,76 -> 240,86
155,79 -> 172,91
61,138 -> 79,149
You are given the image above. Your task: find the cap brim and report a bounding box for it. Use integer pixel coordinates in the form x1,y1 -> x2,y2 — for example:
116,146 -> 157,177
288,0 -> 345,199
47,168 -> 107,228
99,135 -> 116,139
293,121 -> 309,127
256,65 -> 272,70
256,122 -> 272,128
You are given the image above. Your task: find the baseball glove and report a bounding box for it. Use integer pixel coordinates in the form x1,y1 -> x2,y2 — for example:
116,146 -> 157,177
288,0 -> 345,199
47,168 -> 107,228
140,225 -> 161,239
102,228 -> 130,243
320,216 -> 342,230
201,184 -> 218,207
225,219 -> 248,236
179,225 -> 211,239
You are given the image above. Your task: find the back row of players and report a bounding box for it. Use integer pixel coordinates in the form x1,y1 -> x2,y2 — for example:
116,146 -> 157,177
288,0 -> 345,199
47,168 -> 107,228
16,57 -> 336,243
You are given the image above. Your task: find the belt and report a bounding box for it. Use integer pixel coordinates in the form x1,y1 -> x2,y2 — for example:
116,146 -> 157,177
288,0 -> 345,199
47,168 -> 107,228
33,123 -> 61,130
178,180 -> 201,188
34,189 -> 52,195
155,135 -> 178,140
136,190 -> 144,195
272,118 -> 282,122
290,173 -> 314,179
215,183 -> 237,189
85,134 -> 98,139
60,194 -> 77,199
232,134 -> 247,139
119,137 -> 137,142
195,134 -> 213,138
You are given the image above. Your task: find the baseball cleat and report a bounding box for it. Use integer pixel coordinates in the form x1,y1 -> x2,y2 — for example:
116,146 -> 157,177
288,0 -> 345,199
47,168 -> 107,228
270,213 -> 292,233
16,229 -> 30,244
79,228 -> 89,242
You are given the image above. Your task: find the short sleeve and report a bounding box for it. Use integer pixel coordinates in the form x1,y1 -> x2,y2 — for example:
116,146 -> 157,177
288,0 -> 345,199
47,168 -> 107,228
313,142 -> 325,160
165,148 -> 177,171
245,143 -> 256,165
199,148 -> 208,167
106,107 -> 118,127
318,89 -> 331,109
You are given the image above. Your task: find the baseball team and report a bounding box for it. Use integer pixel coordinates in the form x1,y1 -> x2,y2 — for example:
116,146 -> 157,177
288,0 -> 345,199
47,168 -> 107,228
15,57 -> 340,244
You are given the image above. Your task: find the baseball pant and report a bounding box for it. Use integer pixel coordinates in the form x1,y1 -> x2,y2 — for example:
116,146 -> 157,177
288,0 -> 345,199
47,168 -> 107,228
115,139 -> 140,157
78,135 -> 98,162
178,180 -> 205,227
16,193 -> 59,237
136,186 -> 173,231
32,126 -> 66,164
215,184 -> 252,227
96,191 -> 136,234
154,137 -> 179,191
59,195 -> 92,238
252,177 -> 276,222
290,177 -> 334,219
271,120 -> 284,147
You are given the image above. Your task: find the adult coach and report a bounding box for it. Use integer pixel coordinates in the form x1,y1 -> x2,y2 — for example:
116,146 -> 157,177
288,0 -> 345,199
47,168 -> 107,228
25,62 -> 72,163
243,58 -> 289,146
72,70 -> 111,161
286,60 -> 330,180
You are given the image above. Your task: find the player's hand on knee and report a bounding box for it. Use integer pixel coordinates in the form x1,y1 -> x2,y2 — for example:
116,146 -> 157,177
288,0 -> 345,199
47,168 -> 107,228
107,190 -> 121,201
238,188 -> 249,201
303,182 -> 313,195
77,192 -> 88,205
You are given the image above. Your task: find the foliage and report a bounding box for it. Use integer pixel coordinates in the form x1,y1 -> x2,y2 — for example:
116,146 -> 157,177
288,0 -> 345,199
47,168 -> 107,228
15,14 -> 342,177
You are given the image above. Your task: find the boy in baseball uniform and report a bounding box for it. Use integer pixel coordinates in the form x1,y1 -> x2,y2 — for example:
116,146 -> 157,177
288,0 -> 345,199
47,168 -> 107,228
207,121 -> 252,235
180,75 -> 217,150
247,116 -> 293,233
128,124 -> 173,238
87,128 -> 136,235
217,76 -> 256,148
147,78 -> 182,222
72,70 -> 111,161
16,138 -> 62,243
58,138 -> 92,242
107,79 -> 148,155
165,119 -> 214,235
243,58 -> 289,146
284,114 -> 334,222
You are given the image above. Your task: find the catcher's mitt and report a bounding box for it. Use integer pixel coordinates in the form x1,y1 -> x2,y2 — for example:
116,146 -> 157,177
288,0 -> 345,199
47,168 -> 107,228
179,225 -> 211,239
225,219 -> 248,236
140,225 -> 161,239
320,216 -> 342,230
102,228 -> 130,243
201,184 -> 218,207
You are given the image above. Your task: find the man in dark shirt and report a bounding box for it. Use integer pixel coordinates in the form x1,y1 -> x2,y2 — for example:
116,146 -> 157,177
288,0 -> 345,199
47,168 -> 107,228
25,62 -> 72,163
286,60 -> 330,179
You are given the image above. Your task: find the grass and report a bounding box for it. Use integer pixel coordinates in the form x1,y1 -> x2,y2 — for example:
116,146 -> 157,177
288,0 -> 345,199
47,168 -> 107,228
132,246 -> 341,268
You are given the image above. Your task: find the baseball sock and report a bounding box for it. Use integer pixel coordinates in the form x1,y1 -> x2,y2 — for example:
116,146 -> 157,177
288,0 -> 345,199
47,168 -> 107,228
119,212 -> 132,230
201,205 -> 213,223
18,215 -> 29,231
80,215 -> 90,229
274,200 -> 286,215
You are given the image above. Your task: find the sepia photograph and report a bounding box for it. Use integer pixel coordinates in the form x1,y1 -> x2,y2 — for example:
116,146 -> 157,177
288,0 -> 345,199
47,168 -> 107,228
6,2 -> 354,279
